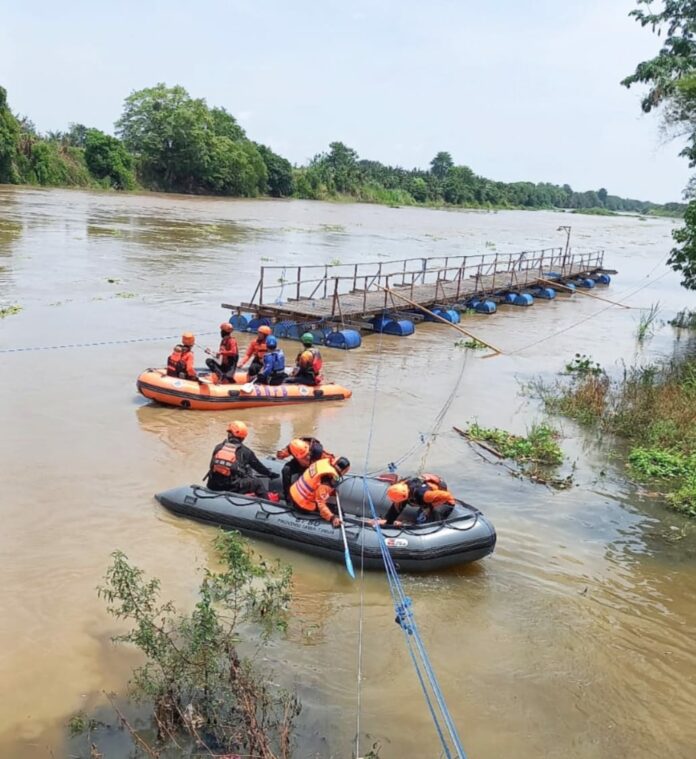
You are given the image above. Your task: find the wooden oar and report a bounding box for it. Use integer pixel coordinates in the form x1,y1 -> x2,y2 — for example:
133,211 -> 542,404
334,492 -> 355,579
537,278 -> 632,309
379,285 -> 505,356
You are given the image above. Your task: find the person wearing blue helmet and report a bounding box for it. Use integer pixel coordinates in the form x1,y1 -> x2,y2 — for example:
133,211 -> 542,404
256,335 -> 287,385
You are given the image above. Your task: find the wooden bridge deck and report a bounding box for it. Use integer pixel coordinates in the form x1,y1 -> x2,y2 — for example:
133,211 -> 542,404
224,259 -> 600,323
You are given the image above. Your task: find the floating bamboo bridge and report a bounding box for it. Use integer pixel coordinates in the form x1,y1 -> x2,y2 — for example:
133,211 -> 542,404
223,247 -> 610,335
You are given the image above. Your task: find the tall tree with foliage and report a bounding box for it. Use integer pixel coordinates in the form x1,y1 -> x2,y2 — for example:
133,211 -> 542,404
623,0 -> 696,288
430,151 -> 454,180
0,86 -> 20,183
116,83 -> 267,196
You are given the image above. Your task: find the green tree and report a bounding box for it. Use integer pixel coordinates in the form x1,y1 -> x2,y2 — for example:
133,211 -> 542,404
0,86 -> 20,183
116,83 -> 269,196
257,143 -> 295,197
84,128 -> 136,189
623,0 -> 696,288
430,151 -> 454,180
598,187 -> 608,205
326,141 -> 360,192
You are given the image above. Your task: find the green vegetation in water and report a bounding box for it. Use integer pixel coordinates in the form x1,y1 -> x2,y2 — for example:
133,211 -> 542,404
455,337 -> 487,350
466,422 -> 564,465
69,531 -> 298,757
0,304 -> 22,318
670,308 -> 696,329
534,355 -> 696,517
114,291 -> 136,299
571,207 -> 619,216
564,353 -> 604,377
636,302 -> 660,343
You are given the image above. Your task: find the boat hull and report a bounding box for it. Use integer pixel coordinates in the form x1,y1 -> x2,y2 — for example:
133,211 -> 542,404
156,469 -> 496,572
137,369 -> 352,410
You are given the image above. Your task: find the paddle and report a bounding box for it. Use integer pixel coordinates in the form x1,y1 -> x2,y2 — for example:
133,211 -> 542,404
241,376 -> 258,393
334,491 -> 355,579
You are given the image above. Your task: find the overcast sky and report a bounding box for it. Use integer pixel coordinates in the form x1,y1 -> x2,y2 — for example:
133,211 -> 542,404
0,0 -> 690,203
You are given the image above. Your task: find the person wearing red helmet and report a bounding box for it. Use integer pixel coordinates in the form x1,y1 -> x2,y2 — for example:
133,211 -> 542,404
166,332 -> 198,381
205,322 -> 239,383
276,436 -> 330,502
205,420 -> 280,498
377,474 -> 455,527
239,325 -> 272,379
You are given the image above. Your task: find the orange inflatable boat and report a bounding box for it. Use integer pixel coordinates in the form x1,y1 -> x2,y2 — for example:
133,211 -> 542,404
136,369 -> 352,410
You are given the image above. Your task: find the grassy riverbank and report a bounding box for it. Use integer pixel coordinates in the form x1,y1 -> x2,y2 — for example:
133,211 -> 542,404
536,355 -> 696,517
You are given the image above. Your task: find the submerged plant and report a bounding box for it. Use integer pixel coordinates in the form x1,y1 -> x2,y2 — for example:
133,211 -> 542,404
0,304 -> 22,318
72,531 -> 298,758
636,301 -> 660,343
455,337 -> 486,350
466,422 -> 563,465
670,308 -> 696,329
564,353 -> 603,377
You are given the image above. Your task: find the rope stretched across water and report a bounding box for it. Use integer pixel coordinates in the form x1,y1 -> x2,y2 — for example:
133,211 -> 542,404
355,317 -> 468,758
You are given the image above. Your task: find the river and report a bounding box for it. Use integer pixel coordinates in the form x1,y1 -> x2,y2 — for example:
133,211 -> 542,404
1,186 -> 695,758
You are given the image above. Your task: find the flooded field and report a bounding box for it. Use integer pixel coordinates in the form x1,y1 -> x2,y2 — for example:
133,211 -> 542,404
1,186 -> 695,758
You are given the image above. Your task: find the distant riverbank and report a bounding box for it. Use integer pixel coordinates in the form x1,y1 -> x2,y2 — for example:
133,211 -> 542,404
0,83 -> 685,218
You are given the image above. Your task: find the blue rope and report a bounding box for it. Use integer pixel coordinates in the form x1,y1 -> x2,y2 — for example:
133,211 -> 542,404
362,484 -> 468,759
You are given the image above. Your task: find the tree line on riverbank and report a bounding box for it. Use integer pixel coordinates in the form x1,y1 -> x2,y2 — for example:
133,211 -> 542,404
0,83 -> 683,216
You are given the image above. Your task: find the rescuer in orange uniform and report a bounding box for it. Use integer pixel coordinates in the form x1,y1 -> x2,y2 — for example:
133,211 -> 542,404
205,420 -> 280,497
378,475 -> 455,527
166,332 -> 198,381
205,322 -> 239,382
276,436 -> 331,502
239,325 -> 272,378
286,333 -> 323,386
289,456 -> 350,527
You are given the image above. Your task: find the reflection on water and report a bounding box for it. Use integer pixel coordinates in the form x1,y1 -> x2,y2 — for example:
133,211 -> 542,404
1,187 -> 696,758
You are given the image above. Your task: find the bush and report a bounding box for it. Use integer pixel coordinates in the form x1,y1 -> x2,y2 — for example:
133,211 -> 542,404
84,129 -> 136,190
72,531 -> 299,758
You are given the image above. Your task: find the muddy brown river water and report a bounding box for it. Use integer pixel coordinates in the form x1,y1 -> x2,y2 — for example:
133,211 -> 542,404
1,187 -> 696,758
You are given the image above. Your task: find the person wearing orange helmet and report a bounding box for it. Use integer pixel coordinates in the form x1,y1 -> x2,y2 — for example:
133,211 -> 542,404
166,332 -> 198,381
378,474 -> 455,527
205,322 -> 239,383
276,436 -> 329,502
239,325 -> 272,379
205,420 -> 280,497
289,456 -> 350,527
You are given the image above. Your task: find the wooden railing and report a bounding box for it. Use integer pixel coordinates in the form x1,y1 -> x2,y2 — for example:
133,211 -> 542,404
245,248 -> 604,317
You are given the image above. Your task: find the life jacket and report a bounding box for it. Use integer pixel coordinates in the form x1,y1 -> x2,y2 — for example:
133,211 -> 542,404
296,348 -> 322,374
249,337 -> 268,362
263,349 -> 285,375
211,441 -> 242,478
218,335 -> 238,369
167,346 -> 188,377
290,458 -> 338,511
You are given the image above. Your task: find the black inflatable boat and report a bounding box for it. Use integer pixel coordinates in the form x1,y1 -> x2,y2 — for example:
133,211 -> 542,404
155,466 -> 496,572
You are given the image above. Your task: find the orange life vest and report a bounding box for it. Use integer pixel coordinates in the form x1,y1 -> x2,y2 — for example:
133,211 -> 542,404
290,458 -> 338,512
167,346 -> 189,377
212,441 -> 242,478
248,337 -> 268,362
